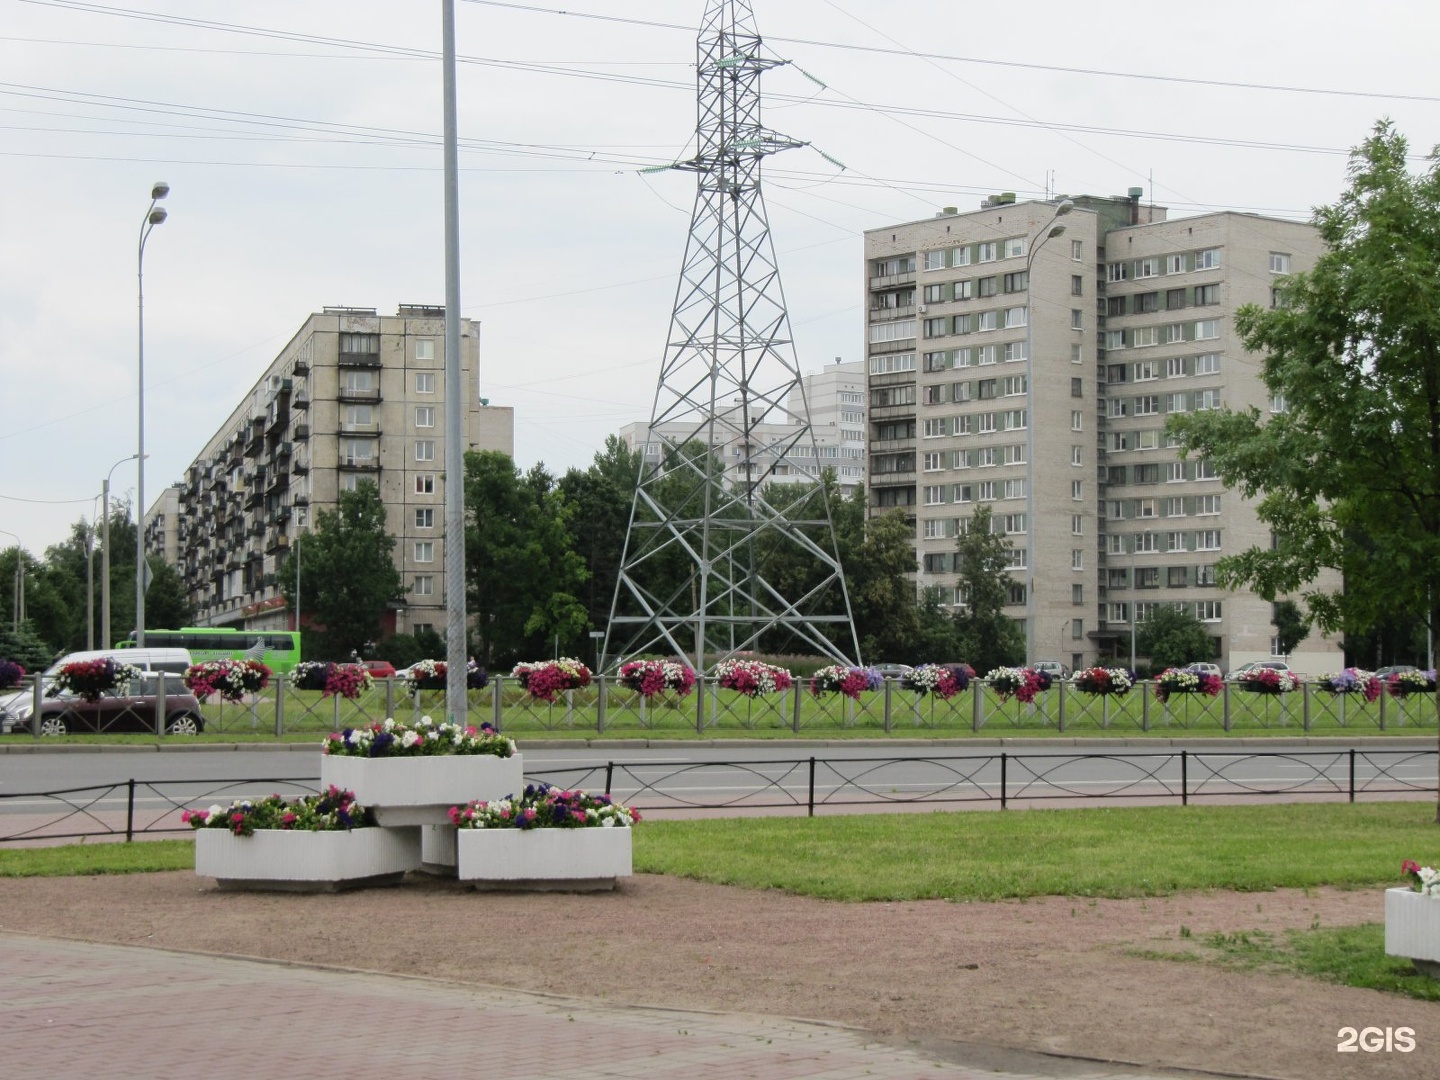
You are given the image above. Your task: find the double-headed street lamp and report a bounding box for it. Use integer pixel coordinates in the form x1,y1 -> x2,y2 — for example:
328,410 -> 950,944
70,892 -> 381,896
1023,198 -> 1074,665
136,181 -> 169,649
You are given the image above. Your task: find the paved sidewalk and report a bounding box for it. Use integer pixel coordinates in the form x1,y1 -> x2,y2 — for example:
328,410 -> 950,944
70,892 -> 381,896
4,934 -> 1206,1080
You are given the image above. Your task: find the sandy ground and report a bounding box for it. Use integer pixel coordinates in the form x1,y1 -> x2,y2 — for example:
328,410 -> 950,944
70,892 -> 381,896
3,870 -> 1437,1078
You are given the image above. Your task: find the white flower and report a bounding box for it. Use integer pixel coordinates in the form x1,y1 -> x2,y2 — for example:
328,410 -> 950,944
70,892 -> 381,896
601,817 -> 615,827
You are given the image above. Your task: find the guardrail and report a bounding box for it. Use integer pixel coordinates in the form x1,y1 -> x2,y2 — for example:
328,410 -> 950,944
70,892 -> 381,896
2,747 -> 1434,843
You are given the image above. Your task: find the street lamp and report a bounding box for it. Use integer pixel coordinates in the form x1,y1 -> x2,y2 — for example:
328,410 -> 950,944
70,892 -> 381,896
0,529 -> 22,630
1023,198 -> 1074,665
102,452 -> 141,649
136,181 -> 169,649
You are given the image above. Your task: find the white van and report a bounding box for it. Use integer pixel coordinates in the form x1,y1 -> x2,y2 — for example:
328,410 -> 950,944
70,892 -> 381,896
44,648 -> 193,678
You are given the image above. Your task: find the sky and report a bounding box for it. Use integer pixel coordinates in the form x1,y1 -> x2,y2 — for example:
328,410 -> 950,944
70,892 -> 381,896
2,0 -> 1439,557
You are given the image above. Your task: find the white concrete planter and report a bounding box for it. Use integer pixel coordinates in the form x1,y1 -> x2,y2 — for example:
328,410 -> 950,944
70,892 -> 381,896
195,826 -> 420,892
320,753 -> 523,826
1384,887 -> 1440,977
456,826 -> 632,891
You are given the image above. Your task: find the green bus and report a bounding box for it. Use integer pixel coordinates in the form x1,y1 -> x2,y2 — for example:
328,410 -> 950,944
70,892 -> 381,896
118,628 -> 302,675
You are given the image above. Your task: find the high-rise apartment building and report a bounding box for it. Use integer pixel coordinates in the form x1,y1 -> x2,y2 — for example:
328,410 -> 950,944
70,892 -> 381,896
619,359 -> 868,496
148,305 -> 514,638
864,194 -> 1341,673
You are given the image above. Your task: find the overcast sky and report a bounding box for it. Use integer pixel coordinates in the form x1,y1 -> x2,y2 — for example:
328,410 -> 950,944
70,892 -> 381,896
3,0 -> 1438,556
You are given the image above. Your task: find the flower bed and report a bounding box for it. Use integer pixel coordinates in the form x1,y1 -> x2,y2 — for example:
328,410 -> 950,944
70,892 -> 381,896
401,658 -> 490,694
322,716 -> 515,759
0,659 -> 24,689
985,667 -> 1049,704
899,664 -> 969,699
1239,668 -> 1297,694
47,658 -> 143,703
713,658 -> 793,697
618,659 -> 697,699
183,785 -> 371,835
808,665 -> 882,701
1153,668 -> 1222,704
1069,667 -> 1134,696
1316,668 -> 1381,702
287,661 -> 374,700
182,658 -> 272,703
1386,861 -> 1440,979
1387,670 -> 1438,698
449,783 -> 639,830
511,658 -> 592,703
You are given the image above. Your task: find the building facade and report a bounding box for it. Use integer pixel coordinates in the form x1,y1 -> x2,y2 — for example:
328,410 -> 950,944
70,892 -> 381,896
619,359 -> 868,496
864,194 -> 1341,673
148,305 -> 514,638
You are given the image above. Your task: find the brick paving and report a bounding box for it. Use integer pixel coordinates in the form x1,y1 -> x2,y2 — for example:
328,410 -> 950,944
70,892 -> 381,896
4,934 -> 1209,1080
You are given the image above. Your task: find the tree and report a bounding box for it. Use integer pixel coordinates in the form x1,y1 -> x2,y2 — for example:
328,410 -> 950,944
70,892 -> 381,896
557,436 -> 643,643
277,482 -> 401,658
1271,600 -> 1310,659
1168,122 -> 1440,641
952,506 -> 1024,673
144,559 -> 195,631
0,621 -> 56,671
1134,607 -> 1214,672
842,502 -> 920,662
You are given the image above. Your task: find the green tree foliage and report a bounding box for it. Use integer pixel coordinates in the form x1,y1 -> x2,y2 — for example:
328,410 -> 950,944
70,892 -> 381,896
952,506 -> 1024,672
1168,122 -> 1440,641
465,451 -> 588,668
277,482 -> 401,658
841,501 -> 921,662
1271,600 -> 1311,658
557,436 -> 643,643
0,621 -> 56,671
144,559 -> 194,632
1134,606 -> 1214,672
913,586 -> 961,663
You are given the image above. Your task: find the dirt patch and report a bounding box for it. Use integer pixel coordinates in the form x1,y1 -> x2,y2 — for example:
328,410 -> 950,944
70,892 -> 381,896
4,871 -> 1437,1077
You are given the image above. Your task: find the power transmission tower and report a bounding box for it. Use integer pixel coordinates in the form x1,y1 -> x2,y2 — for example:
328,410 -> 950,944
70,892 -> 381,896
604,0 -> 859,674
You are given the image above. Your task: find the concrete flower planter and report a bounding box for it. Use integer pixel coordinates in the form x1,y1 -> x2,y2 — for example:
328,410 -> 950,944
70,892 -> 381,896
456,826 -> 632,891
320,754 -> 523,826
195,827 -> 420,892
1384,887 -> 1440,978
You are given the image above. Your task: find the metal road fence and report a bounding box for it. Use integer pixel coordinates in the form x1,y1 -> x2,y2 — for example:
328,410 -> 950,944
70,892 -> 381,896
2,747 -> 1435,844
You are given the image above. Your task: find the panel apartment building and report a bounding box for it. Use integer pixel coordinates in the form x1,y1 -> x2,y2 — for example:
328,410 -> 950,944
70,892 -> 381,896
146,306 -> 514,638
863,193 -> 1341,673
619,359 -> 868,497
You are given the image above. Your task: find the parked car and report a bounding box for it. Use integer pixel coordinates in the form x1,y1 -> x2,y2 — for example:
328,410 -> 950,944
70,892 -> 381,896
0,673 -> 204,736
1032,660 -> 1070,678
1373,665 -> 1419,679
870,664 -> 913,680
1224,661 -> 1301,683
1183,663 -> 1223,679
362,659 -> 397,679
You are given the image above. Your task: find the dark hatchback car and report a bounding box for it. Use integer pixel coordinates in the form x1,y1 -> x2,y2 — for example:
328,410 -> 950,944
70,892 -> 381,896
0,675 -> 205,736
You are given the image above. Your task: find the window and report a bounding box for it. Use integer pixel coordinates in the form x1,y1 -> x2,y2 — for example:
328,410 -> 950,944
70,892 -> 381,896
1107,296 -> 1127,317
976,344 -> 998,365
1001,409 -> 1027,430
1071,275 -> 1084,296
873,256 -> 916,276
977,480 -> 996,501
976,310 -> 998,332
1003,443 -> 1026,465
1136,258 -> 1159,279
1136,567 -> 1160,589
1195,459 -> 1218,480
1105,329 -> 1127,351
1198,600 -> 1223,621
978,241 -> 998,263
1004,548 -> 1027,570
1110,432 -> 1130,453
340,332 -> 380,355
954,483 -> 972,502
1163,496 -> 1186,517
1003,341 -> 1028,362
343,404 -> 374,429
1197,565 -> 1218,587
1196,388 -> 1221,410
1003,271 -> 1029,293
1165,356 -> 1187,378
924,485 -> 946,505
953,381 -> 971,401
976,446 -> 997,467
415,439 -> 436,462
922,518 -> 956,539
1001,375 -> 1027,396
923,250 -> 947,271
923,284 -> 948,303
923,317 -> 949,338
870,385 -> 915,407
1071,309 -> 1083,329
413,372 -> 436,395
1001,512 -> 1027,534
415,474 -> 435,494
1107,261 -> 1130,282
414,541 -> 435,563
954,279 -> 974,301
1109,603 -> 1130,624
1132,326 -> 1159,348
1002,478 -> 1026,499
1165,288 -> 1187,311
1165,253 -> 1186,274
1071,410 -> 1083,431
1269,252 -> 1291,274
1137,429 -> 1159,450
923,552 -> 951,573
1108,397 -> 1128,418
340,473 -> 362,492
1135,532 -> 1158,553
1071,514 -> 1083,535
921,384 -> 945,405
1106,363 -> 1128,385
1137,498 -> 1157,518
977,276 -> 998,298
922,452 -> 944,472
1073,584 -> 1085,605
977,378 -> 997,401
1071,549 -> 1084,570
340,438 -> 373,466
1166,461 -> 1186,482
1071,445 -> 1083,466
1071,479 -> 1083,500
1194,353 -> 1220,375
1270,393 -> 1288,413
414,338 -> 435,361
415,508 -> 434,529
1194,319 -> 1219,341
1071,239 -> 1084,261
1195,284 -> 1220,306
1165,391 -> 1187,414
923,351 -> 949,372
1197,530 -> 1222,551
1107,534 -> 1126,555
1071,344 -> 1084,364
869,319 -> 916,343
415,406 -> 435,428
869,353 -> 916,374
1135,395 -> 1159,416
1071,378 -> 1083,399
1134,360 -> 1158,381
1003,237 -> 1027,259
1195,249 -> 1221,270
413,575 -> 434,596
1166,531 -> 1187,552
1004,306 -> 1028,328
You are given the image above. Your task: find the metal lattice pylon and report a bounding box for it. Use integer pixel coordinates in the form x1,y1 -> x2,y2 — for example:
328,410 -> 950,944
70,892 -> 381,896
604,0 -> 859,674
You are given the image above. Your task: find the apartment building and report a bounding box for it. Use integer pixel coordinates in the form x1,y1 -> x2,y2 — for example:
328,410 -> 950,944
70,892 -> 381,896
148,305 -> 514,638
619,359 -> 868,496
864,194 -> 1342,673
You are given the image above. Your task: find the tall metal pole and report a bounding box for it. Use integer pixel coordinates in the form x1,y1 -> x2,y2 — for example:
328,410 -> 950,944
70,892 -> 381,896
1022,200 -> 1073,665
295,535 -> 301,634
441,0 -> 469,723
136,182 -> 169,648
85,510 -> 95,651
0,529 -> 19,631
102,453 -> 139,650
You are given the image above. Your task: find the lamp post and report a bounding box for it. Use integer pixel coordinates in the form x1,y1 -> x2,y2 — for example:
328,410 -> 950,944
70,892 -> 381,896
136,181 -> 170,649
102,453 -> 141,650
1023,198 -> 1074,666
0,529 -> 21,630
85,497 -> 100,650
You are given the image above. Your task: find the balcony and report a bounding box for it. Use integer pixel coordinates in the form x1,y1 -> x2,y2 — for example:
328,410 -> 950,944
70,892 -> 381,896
290,391 -> 309,410
339,457 -> 380,471
292,423 -> 310,440
338,350 -> 382,367
337,387 -> 381,403
340,423 -> 381,437
292,357 -> 308,375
